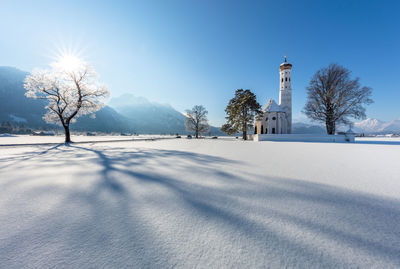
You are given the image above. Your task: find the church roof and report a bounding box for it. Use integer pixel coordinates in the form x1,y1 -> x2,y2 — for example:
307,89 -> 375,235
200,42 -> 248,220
262,98 -> 286,113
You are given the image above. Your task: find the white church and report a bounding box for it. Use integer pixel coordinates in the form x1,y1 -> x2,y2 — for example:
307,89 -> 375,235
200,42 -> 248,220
252,57 -> 354,143
255,56 -> 293,135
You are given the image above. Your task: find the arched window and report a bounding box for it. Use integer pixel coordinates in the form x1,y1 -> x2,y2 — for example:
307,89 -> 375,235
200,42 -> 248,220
285,77 -> 287,81
272,117 -> 276,120
254,126 -> 257,134
281,78 -> 283,82
261,125 -> 264,134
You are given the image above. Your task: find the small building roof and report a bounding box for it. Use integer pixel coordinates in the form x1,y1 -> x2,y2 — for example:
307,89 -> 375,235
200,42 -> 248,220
262,98 -> 286,113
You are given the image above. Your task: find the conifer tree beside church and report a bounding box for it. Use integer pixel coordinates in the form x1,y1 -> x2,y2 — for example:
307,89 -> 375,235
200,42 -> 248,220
222,89 -> 261,140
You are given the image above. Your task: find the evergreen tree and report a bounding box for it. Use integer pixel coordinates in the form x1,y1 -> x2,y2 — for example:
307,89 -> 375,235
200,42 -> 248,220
221,89 -> 261,140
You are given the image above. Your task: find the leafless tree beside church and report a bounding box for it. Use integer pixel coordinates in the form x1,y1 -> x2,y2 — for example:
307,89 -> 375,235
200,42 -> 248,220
185,105 -> 209,138
303,64 -> 373,134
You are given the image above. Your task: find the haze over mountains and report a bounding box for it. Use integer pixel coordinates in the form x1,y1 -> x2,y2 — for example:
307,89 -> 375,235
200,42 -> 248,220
0,66 -> 223,135
0,66 -> 398,135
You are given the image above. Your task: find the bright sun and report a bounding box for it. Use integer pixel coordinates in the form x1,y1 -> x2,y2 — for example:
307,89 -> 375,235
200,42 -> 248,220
55,54 -> 83,72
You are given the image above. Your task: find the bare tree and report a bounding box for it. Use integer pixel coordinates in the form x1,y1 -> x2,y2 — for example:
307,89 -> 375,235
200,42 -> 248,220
185,105 -> 210,138
303,64 -> 373,134
24,56 -> 109,143
221,89 -> 261,140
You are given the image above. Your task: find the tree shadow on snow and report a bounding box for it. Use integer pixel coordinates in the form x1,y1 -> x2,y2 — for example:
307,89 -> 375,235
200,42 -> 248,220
1,143 -> 400,267
356,140 -> 400,145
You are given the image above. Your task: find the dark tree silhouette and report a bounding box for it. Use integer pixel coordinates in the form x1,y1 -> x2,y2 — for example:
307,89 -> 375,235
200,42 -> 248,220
303,64 -> 373,134
185,105 -> 209,138
222,89 -> 261,140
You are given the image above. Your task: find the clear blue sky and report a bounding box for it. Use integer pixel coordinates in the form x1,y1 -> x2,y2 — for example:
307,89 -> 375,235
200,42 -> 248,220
1,0 -> 399,126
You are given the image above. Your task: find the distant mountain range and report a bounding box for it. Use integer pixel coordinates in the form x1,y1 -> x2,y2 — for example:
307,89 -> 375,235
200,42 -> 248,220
292,118 -> 400,135
352,118 -> 400,134
0,66 -> 223,135
108,94 -> 223,135
1,66 -> 398,135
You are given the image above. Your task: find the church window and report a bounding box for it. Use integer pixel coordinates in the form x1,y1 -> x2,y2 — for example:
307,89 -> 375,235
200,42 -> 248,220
261,125 -> 264,134
281,78 -> 283,82
272,128 -> 276,134
285,77 -> 287,81
272,117 -> 276,120
254,126 -> 257,134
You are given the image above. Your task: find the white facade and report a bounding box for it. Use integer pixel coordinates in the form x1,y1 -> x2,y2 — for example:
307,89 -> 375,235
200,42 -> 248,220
279,60 -> 292,133
255,99 -> 287,134
255,57 -> 292,135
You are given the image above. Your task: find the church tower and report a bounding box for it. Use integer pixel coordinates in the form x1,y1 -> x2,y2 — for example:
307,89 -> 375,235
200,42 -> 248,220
279,56 -> 292,133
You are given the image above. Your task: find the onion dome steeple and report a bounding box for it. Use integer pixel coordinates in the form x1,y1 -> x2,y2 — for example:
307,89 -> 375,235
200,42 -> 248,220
280,55 -> 292,71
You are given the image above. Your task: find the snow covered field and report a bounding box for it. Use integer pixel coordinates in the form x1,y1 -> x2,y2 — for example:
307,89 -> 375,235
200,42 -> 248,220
1,137 -> 400,268
0,134 -> 175,145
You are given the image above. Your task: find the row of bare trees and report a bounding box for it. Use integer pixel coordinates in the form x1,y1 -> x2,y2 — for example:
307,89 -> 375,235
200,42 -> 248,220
25,59 -> 372,142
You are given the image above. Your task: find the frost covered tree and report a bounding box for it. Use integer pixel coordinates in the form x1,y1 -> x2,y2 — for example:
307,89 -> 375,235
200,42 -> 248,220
221,89 -> 261,140
303,64 -> 373,135
24,56 -> 109,143
185,105 -> 210,138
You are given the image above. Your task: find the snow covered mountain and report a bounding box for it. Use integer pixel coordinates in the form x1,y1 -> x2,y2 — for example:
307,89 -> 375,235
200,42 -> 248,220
353,118 -> 385,133
291,118 -> 400,135
353,118 -> 400,134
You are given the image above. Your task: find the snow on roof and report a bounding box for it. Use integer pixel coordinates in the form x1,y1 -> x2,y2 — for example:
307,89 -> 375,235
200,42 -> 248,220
262,98 -> 286,113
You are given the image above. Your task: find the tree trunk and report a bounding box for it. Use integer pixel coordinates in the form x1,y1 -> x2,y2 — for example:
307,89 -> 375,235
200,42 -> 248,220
242,130 -> 247,140
242,122 -> 247,140
325,119 -> 336,135
64,125 -> 71,143
325,107 -> 336,135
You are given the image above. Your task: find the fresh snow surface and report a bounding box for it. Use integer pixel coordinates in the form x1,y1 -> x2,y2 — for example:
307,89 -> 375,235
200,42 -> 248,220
1,137 -> 400,268
0,135 -> 173,145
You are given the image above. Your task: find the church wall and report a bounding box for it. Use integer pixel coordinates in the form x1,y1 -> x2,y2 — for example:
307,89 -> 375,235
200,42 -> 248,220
252,133 -> 355,143
255,111 -> 288,135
